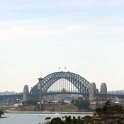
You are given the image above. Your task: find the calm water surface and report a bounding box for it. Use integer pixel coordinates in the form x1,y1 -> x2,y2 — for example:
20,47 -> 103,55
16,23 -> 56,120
0,112 -> 93,124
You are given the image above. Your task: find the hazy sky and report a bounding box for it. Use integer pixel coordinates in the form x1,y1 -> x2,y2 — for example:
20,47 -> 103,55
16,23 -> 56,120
0,0 -> 124,92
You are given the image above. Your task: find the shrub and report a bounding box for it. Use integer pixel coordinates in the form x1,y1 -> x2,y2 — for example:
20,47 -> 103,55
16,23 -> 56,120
0,110 -> 4,117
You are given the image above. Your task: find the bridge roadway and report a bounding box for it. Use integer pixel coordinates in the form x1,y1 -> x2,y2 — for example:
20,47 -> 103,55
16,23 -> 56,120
44,91 -> 85,95
41,92 -> 124,99
0,92 -> 124,104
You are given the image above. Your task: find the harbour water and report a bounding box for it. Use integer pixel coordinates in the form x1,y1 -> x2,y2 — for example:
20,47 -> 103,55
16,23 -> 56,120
0,112 -> 93,124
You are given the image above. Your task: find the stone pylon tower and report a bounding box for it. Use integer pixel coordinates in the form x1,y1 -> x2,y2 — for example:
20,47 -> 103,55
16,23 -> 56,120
89,82 -> 97,100
23,85 -> 29,101
100,83 -> 107,94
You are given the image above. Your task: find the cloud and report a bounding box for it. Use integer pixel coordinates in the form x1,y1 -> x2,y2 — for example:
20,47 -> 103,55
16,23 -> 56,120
0,18 -> 124,44
0,0 -> 124,11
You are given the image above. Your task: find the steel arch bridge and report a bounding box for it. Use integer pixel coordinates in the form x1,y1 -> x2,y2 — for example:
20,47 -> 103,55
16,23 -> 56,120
30,71 -> 90,99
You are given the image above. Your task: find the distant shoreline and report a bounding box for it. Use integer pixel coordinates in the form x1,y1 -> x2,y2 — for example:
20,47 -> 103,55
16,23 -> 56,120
5,111 -> 93,115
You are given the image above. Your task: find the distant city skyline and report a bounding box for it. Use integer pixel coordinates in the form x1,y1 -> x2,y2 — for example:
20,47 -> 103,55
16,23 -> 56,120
0,0 -> 124,92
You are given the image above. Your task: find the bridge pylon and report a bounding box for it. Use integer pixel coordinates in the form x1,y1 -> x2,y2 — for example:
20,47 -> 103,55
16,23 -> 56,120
89,82 -> 97,100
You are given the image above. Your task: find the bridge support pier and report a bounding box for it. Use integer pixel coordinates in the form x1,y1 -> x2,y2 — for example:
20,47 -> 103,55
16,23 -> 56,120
23,85 -> 29,102
89,82 -> 97,100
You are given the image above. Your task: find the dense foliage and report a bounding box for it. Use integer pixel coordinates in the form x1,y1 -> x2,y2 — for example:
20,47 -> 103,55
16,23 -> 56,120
46,101 -> 124,124
71,97 -> 90,111
22,100 -> 38,106
0,110 -> 4,117
95,100 -> 124,114
46,116 -> 92,124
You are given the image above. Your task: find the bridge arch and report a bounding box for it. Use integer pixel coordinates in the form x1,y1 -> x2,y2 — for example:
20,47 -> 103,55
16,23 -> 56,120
36,71 -> 90,98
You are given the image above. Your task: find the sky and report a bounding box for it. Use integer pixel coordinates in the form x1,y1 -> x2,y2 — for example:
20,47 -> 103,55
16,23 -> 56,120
0,0 -> 124,92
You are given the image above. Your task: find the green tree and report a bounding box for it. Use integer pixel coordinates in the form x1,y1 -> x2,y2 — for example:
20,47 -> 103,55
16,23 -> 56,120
71,98 -> 90,111
83,116 -> 92,124
0,110 -> 4,117
65,116 -> 72,124
50,117 -> 62,124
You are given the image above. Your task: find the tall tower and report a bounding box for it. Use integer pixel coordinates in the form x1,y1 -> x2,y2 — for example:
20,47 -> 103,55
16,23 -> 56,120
89,82 -> 97,100
100,83 -> 107,94
23,85 -> 29,101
